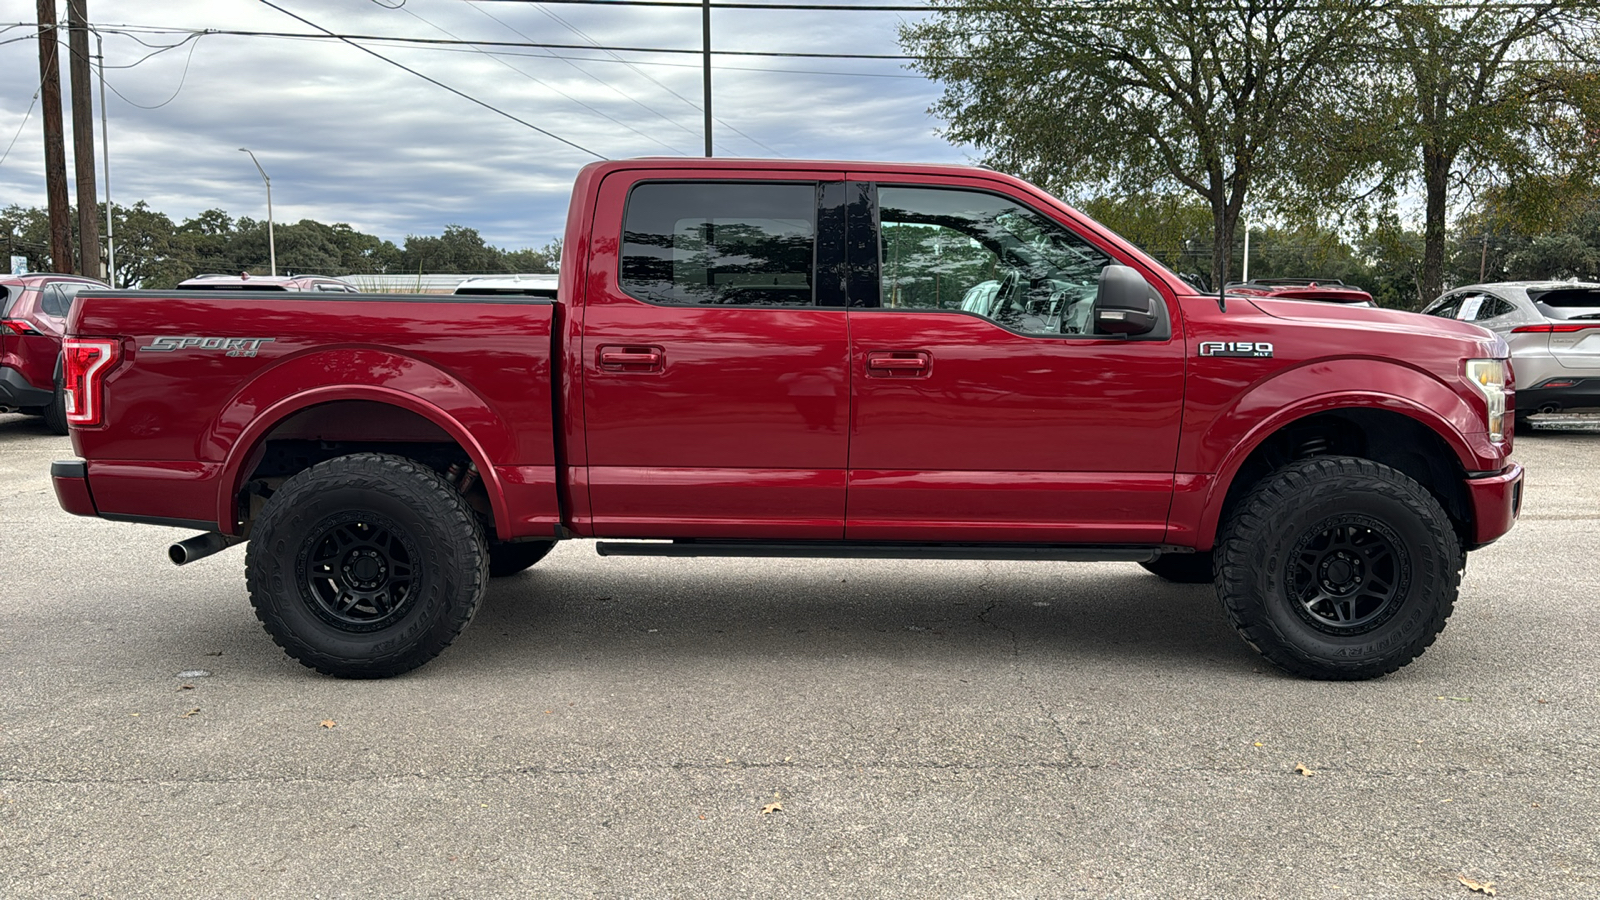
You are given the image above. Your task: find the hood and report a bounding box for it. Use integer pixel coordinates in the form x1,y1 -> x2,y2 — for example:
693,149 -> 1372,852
1250,296 -> 1496,336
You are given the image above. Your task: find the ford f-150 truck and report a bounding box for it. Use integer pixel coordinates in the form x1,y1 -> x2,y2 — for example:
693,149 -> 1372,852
50,159 -> 1523,681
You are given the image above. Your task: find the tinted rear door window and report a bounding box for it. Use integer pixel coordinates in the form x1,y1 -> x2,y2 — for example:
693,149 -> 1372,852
621,182 -> 816,307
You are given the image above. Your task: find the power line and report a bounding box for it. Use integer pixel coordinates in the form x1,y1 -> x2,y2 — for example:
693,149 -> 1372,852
460,1 -> 717,152
253,0 -> 605,159
94,25 -> 930,59
0,77 -> 43,169
101,32 -> 205,109
378,0 -> 693,154
468,0 -> 782,155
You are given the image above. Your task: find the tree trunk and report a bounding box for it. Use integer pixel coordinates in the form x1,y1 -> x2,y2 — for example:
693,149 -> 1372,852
1419,147 -> 1452,306
1209,192 -> 1240,293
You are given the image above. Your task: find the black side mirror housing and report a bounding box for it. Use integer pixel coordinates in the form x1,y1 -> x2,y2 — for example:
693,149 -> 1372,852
1092,265 -> 1160,336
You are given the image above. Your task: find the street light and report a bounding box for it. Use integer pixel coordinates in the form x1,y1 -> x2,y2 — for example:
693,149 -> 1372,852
238,147 -> 275,276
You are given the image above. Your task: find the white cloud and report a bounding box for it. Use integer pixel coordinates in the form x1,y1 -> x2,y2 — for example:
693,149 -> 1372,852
0,0 -> 970,249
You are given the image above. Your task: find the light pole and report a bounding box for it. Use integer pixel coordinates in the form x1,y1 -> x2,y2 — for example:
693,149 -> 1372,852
238,147 -> 275,276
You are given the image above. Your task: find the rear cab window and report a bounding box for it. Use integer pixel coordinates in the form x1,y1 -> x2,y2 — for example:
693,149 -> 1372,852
620,181 -> 817,307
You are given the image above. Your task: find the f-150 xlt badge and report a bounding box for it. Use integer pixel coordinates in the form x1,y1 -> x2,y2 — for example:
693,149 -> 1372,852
140,336 -> 276,358
1199,341 -> 1273,358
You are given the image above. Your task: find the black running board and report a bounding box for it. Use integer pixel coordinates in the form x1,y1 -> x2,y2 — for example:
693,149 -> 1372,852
594,541 -> 1180,562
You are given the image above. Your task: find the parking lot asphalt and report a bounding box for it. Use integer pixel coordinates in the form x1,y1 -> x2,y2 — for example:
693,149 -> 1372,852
1,412 -> 1597,899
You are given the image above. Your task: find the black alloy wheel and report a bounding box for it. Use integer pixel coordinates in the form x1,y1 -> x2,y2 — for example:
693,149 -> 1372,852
1216,456 -> 1460,680
1286,518 -> 1407,635
300,513 -> 419,630
246,453 -> 488,678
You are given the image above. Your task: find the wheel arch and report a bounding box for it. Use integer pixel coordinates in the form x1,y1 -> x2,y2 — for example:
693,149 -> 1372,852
1195,402 -> 1475,551
215,387 -> 513,539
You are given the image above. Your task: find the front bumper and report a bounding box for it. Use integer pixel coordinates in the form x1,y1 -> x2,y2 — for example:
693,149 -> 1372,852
1466,462 -> 1523,549
0,366 -> 53,409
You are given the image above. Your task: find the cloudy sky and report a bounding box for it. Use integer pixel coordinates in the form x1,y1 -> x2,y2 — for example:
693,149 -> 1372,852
1,0 -> 966,249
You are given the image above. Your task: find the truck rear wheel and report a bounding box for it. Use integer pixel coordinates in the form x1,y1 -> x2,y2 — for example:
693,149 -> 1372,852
1215,456 -> 1461,680
245,453 -> 488,678
488,539 -> 555,577
1140,551 -> 1214,584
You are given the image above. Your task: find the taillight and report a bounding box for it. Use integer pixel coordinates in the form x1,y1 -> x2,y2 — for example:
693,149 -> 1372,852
1511,323 -> 1598,333
62,338 -> 120,426
1,319 -> 40,336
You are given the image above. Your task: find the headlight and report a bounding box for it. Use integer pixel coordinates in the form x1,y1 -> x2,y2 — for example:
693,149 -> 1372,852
1465,358 -> 1508,442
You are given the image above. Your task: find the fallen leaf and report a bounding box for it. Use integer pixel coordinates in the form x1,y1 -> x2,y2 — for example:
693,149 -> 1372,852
204,651 -> 223,657
1253,742 -> 1264,747
1293,763 -> 1313,777
1537,698 -> 1548,704
320,719 -> 337,729
1458,874 -> 1496,895
761,801 -> 783,815
698,814 -> 706,820
180,708 -> 200,718
178,684 -> 195,691
544,710 -> 553,715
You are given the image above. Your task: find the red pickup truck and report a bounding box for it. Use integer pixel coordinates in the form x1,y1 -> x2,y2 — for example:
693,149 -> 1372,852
51,159 -> 1522,681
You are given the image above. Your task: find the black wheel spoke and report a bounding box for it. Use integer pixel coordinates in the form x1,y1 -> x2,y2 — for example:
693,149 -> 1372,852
1284,512 -> 1410,635
300,512 -> 420,629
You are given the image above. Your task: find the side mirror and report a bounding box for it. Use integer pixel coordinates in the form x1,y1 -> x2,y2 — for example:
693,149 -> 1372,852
1092,265 -> 1160,336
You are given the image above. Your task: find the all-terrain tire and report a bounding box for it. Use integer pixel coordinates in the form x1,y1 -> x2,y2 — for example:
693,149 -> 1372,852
1215,456 -> 1461,681
41,370 -> 68,435
1140,551 -> 1215,584
488,540 -> 556,577
245,453 -> 488,678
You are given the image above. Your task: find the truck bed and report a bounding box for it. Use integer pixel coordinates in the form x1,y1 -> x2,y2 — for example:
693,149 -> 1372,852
64,290 -> 561,538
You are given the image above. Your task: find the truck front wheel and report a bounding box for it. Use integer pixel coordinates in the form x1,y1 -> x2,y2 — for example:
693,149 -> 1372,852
245,453 -> 488,678
1215,457 -> 1461,680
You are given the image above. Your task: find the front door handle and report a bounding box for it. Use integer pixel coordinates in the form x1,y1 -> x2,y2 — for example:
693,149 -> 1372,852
597,345 -> 664,372
866,350 -> 932,377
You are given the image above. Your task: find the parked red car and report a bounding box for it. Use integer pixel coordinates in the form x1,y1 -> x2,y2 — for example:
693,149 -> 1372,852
1,273 -> 109,433
51,159 -> 1520,681
1226,278 -> 1375,306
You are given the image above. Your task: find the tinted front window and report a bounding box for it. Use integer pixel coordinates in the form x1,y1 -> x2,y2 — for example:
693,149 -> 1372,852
878,186 -> 1114,336
1424,294 -> 1464,319
621,182 -> 816,307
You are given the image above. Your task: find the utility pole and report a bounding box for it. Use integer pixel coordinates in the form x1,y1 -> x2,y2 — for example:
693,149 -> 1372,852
96,30 -> 114,287
36,0 -> 72,274
67,0 -> 100,279
702,0 -> 712,157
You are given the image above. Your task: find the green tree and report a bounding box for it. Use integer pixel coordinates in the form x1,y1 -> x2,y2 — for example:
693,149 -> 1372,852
1078,193 -> 1214,285
110,202 -> 190,288
900,0 -> 1378,289
1357,1 -> 1600,303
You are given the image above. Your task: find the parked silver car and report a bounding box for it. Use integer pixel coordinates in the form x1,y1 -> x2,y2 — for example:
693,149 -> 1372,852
1422,281 -> 1600,421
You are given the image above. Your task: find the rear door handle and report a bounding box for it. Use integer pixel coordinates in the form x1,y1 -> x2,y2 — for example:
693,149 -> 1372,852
866,350 -> 932,377
597,345 -> 664,372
